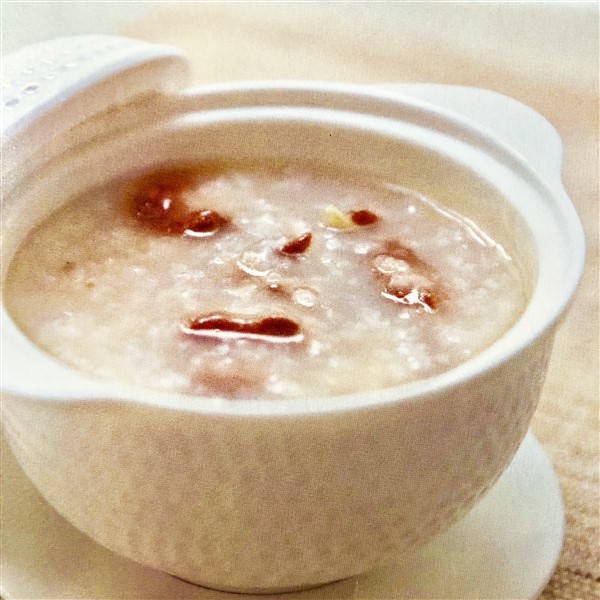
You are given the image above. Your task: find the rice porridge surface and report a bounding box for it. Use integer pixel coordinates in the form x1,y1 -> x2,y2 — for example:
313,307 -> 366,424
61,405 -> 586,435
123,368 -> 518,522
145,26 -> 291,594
5,163 -> 528,399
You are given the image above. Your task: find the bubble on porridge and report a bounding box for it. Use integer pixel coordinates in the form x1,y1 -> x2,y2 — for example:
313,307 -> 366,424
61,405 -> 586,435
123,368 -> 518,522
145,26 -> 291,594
292,286 -> 319,307
353,242 -> 371,255
4,162 -> 529,399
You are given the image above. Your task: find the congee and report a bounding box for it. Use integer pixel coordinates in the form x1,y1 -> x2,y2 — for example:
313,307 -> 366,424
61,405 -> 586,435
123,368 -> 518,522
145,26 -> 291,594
4,163 -> 528,398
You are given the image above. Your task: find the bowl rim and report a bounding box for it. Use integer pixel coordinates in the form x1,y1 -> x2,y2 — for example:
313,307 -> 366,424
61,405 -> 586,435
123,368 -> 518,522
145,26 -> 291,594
0,80 -> 586,416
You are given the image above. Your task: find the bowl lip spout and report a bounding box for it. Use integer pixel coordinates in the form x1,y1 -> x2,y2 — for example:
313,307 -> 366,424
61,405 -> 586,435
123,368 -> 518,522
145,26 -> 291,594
0,80 -> 586,417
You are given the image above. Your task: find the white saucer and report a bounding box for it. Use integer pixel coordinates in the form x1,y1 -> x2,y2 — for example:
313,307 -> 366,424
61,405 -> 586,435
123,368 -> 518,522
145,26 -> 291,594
0,430 -> 563,600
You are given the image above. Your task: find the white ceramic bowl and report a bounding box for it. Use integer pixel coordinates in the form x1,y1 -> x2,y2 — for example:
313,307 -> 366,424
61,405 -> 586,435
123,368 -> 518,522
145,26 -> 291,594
0,37 -> 584,593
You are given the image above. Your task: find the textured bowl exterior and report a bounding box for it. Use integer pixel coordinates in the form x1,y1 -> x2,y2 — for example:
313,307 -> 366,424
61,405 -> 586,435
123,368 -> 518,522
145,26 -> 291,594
2,328 -> 554,591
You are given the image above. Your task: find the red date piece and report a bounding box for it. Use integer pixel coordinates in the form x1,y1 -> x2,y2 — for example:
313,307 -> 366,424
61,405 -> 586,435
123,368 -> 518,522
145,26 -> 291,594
131,170 -> 191,228
182,314 -> 304,343
181,210 -> 229,237
373,240 -> 440,312
378,240 -> 431,273
350,210 -> 379,226
382,286 -> 438,312
129,169 -> 227,237
279,232 -> 312,255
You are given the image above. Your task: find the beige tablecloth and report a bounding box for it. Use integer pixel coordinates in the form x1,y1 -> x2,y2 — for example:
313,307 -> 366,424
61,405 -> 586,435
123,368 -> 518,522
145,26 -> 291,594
121,5 -> 599,599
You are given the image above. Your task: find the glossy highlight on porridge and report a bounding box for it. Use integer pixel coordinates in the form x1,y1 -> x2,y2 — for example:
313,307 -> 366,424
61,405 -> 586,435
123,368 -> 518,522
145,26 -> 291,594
4,163 -> 528,398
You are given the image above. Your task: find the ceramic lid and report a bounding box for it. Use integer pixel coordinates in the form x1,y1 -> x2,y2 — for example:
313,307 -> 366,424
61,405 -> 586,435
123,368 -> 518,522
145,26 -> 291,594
1,35 -> 190,177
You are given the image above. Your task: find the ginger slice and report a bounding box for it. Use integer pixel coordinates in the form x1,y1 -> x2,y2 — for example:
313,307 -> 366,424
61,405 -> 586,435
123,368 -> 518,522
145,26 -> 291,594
321,205 -> 357,230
